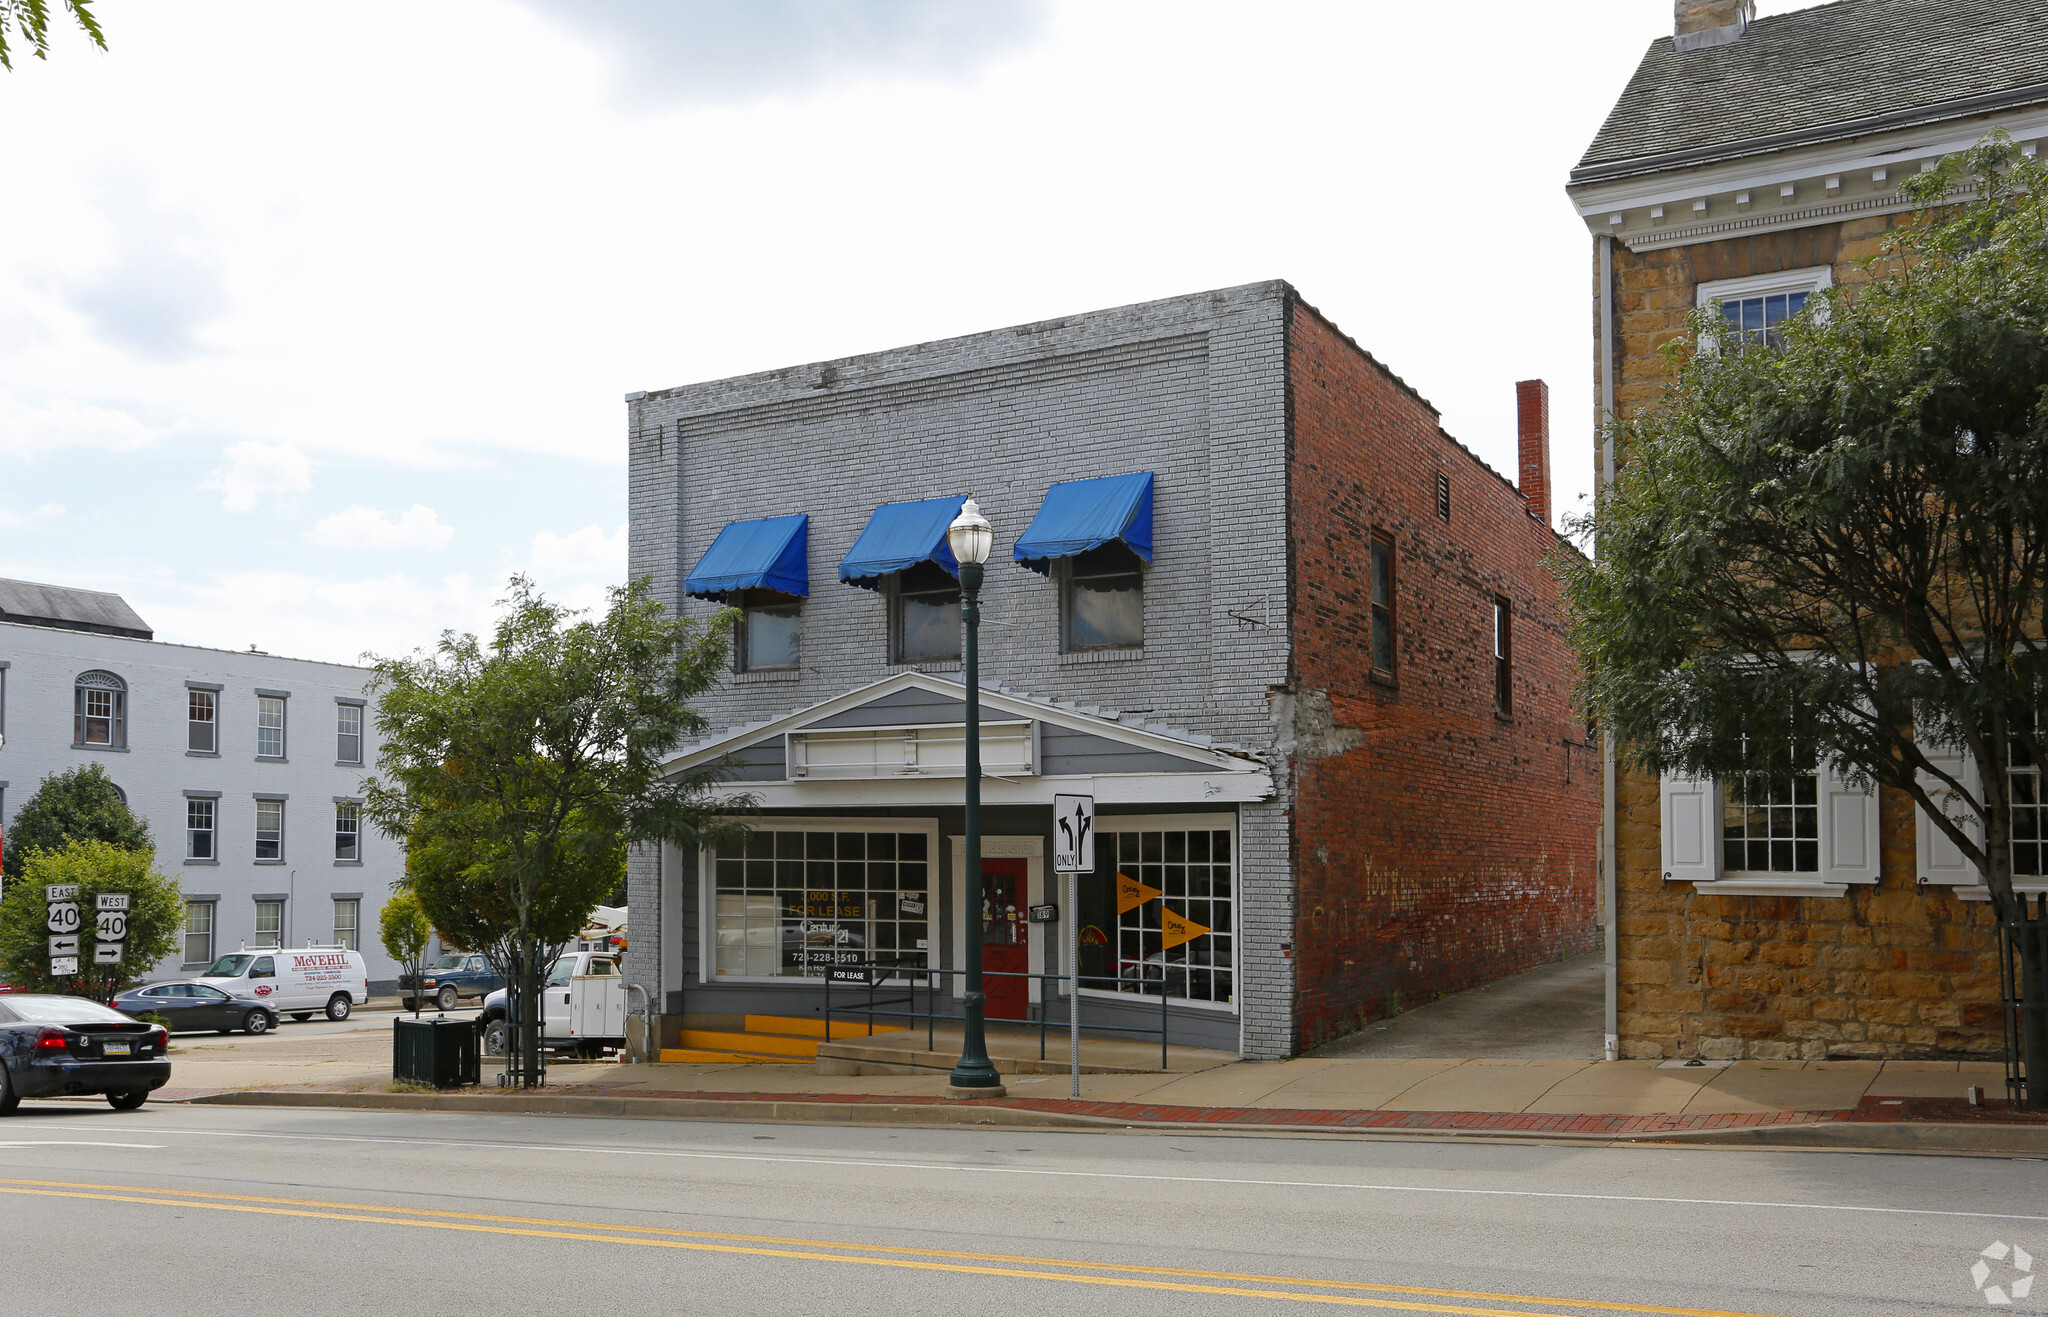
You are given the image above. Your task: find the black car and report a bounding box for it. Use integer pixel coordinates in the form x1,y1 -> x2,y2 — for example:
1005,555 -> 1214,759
0,995 -> 169,1113
113,982 -> 278,1035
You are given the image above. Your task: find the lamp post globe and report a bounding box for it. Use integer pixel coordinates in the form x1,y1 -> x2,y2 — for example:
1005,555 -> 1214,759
946,495 -> 1004,1096
947,497 -> 993,566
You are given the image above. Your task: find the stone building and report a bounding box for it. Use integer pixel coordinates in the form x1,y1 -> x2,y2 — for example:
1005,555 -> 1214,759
1567,0 -> 2048,1059
623,281 -> 1598,1060
0,578 -> 405,992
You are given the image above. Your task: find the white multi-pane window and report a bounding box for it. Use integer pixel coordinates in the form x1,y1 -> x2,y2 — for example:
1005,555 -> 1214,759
74,671 -> 127,747
257,695 -> 286,758
332,899 -> 359,951
1723,769 -> 1821,874
1699,267 -> 1830,355
2015,714 -> 2045,879
253,900 -> 283,949
183,901 -> 215,965
255,799 -> 284,861
1076,818 -> 1234,1006
186,798 -> 216,860
334,802 -> 359,861
188,690 -> 217,752
336,703 -> 363,764
709,826 -> 933,979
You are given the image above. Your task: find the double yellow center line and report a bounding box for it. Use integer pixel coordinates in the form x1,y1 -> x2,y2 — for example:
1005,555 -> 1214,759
0,1177 -> 1782,1317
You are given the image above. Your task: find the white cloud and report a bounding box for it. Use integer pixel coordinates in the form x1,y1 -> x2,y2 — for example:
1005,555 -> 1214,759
0,391 -> 172,457
201,440 -> 311,512
527,523 -> 626,581
309,503 -> 455,552
0,502 -> 64,528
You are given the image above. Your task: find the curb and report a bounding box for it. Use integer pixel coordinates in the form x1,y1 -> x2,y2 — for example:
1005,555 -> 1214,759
179,1088 -> 2048,1153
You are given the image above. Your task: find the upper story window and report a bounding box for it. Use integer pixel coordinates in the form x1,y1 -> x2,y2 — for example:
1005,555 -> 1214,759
892,562 -> 961,664
1492,597 -> 1512,716
186,798 -> 216,860
1062,542 -> 1144,651
255,798 -> 284,861
735,589 -> 802,672
335,702 -> 363,764
189,690 -> 217,752
334,801 -> 360,862
74,671 -> 127,748
1369,534 -> 1396,677
1699,266 -> 1831,354
257,695 -> 286,759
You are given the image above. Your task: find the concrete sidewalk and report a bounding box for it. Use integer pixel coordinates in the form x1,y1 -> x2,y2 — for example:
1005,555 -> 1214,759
149,1019 -> 2048,1152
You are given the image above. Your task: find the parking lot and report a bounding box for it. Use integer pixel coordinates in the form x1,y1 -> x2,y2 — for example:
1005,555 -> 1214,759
158,1004 -> 485,1097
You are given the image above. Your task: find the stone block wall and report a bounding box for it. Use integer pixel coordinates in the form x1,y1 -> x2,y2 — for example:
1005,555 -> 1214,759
1602,216 -> 2006,1060
1284,300 -> 1601,1052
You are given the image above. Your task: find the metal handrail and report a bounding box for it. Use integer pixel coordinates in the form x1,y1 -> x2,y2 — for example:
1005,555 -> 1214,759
821,961 -> 1179,1071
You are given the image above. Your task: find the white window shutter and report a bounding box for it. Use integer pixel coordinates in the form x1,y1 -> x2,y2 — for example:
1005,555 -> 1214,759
1817,757 -> 1881,884
1913,714 -> 1981,885
1660,769 -> 1719,884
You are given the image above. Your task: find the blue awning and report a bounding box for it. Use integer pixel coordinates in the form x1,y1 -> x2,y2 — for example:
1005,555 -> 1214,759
837,496 -> 966,590
1012,471 -> 1154,575
683,514 -> 809,601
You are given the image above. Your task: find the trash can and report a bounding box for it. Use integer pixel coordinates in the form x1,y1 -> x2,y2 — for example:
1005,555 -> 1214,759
393,1016 -> 481,1088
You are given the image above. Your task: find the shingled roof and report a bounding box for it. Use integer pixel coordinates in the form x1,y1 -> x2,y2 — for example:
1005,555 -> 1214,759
0,577 -> 153,639
1574,0 -> 2048,183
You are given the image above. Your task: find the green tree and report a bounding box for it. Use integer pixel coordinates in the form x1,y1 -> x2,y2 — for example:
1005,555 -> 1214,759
0,0 -> 105,70
3,763 -> 153,886
378,888 -> 432,1019
1560,132 -> 2048,1098
362,575 -> 745,1084
0,841 -> 181,999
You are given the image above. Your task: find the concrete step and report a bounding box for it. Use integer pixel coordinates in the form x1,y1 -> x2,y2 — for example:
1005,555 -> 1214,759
743,1014 -> 906,1041
658,1047 -> 809,1065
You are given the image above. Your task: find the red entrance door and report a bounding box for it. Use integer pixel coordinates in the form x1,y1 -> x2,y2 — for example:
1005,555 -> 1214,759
979,859 -> 1029,1021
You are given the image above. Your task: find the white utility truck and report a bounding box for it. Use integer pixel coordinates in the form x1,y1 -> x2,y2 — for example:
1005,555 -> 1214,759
476,951 -> 626,1057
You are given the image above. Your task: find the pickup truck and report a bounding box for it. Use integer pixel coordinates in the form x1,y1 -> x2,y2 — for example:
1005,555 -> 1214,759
477,951 -> 627,1058
399,953 -> 504,1012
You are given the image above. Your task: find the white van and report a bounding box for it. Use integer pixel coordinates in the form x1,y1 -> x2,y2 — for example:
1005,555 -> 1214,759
196,946 -> 368,1021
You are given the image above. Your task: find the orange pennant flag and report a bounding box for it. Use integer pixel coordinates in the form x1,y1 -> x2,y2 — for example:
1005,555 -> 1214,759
1159,906 -> 1211,951
1115,871 -> 1162,915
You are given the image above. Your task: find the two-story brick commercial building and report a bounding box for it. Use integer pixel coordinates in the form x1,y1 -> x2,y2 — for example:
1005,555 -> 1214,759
0,578 -> 405,994
623,281 -> 1599,1059
1568,0 -> 2048,1059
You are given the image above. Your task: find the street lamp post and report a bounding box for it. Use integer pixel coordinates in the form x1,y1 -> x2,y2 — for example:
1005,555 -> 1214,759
945,497 -> 1004,1097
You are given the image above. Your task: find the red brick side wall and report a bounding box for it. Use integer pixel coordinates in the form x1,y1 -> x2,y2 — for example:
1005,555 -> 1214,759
1284,301 -> 1600,1052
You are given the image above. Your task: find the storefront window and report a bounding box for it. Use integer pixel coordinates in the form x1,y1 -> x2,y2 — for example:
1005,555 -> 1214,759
711,827 -> 931,979
1075,823 -> 1233,1005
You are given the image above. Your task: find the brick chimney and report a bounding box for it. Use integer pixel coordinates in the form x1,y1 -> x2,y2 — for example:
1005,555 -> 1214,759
1674,0 -> 1753,51
1515,379 -> 1550,524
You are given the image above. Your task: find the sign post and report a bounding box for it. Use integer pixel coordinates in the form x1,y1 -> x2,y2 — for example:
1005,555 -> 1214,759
45,884 -> 80,978
1052,790 -> 1095,1099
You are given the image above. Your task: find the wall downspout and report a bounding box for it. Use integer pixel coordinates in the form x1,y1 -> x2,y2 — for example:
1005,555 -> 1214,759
1598,232 -> 1620,1063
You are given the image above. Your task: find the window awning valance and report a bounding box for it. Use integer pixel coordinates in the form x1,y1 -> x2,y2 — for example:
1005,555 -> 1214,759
837,496 -> 966,591
683,514 -> 809,601
1012,471 -> 1154,575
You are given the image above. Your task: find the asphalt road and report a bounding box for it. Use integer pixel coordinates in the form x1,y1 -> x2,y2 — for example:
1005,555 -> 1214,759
0,1102 -> 2041,1316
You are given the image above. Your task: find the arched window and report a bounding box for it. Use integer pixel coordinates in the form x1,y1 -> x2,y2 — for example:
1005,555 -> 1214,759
75,670 -> 128,748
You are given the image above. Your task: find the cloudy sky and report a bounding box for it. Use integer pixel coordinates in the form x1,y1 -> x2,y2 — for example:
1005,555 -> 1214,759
0,0 -> 1825,666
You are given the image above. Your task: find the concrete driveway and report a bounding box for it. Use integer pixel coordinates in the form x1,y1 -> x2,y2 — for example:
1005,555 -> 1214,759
1305,955 -> 1606,1060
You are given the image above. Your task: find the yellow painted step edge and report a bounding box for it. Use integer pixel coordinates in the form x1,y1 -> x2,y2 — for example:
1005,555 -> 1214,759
743,1014 -> 909,1041
657,1048 -> 809,1064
